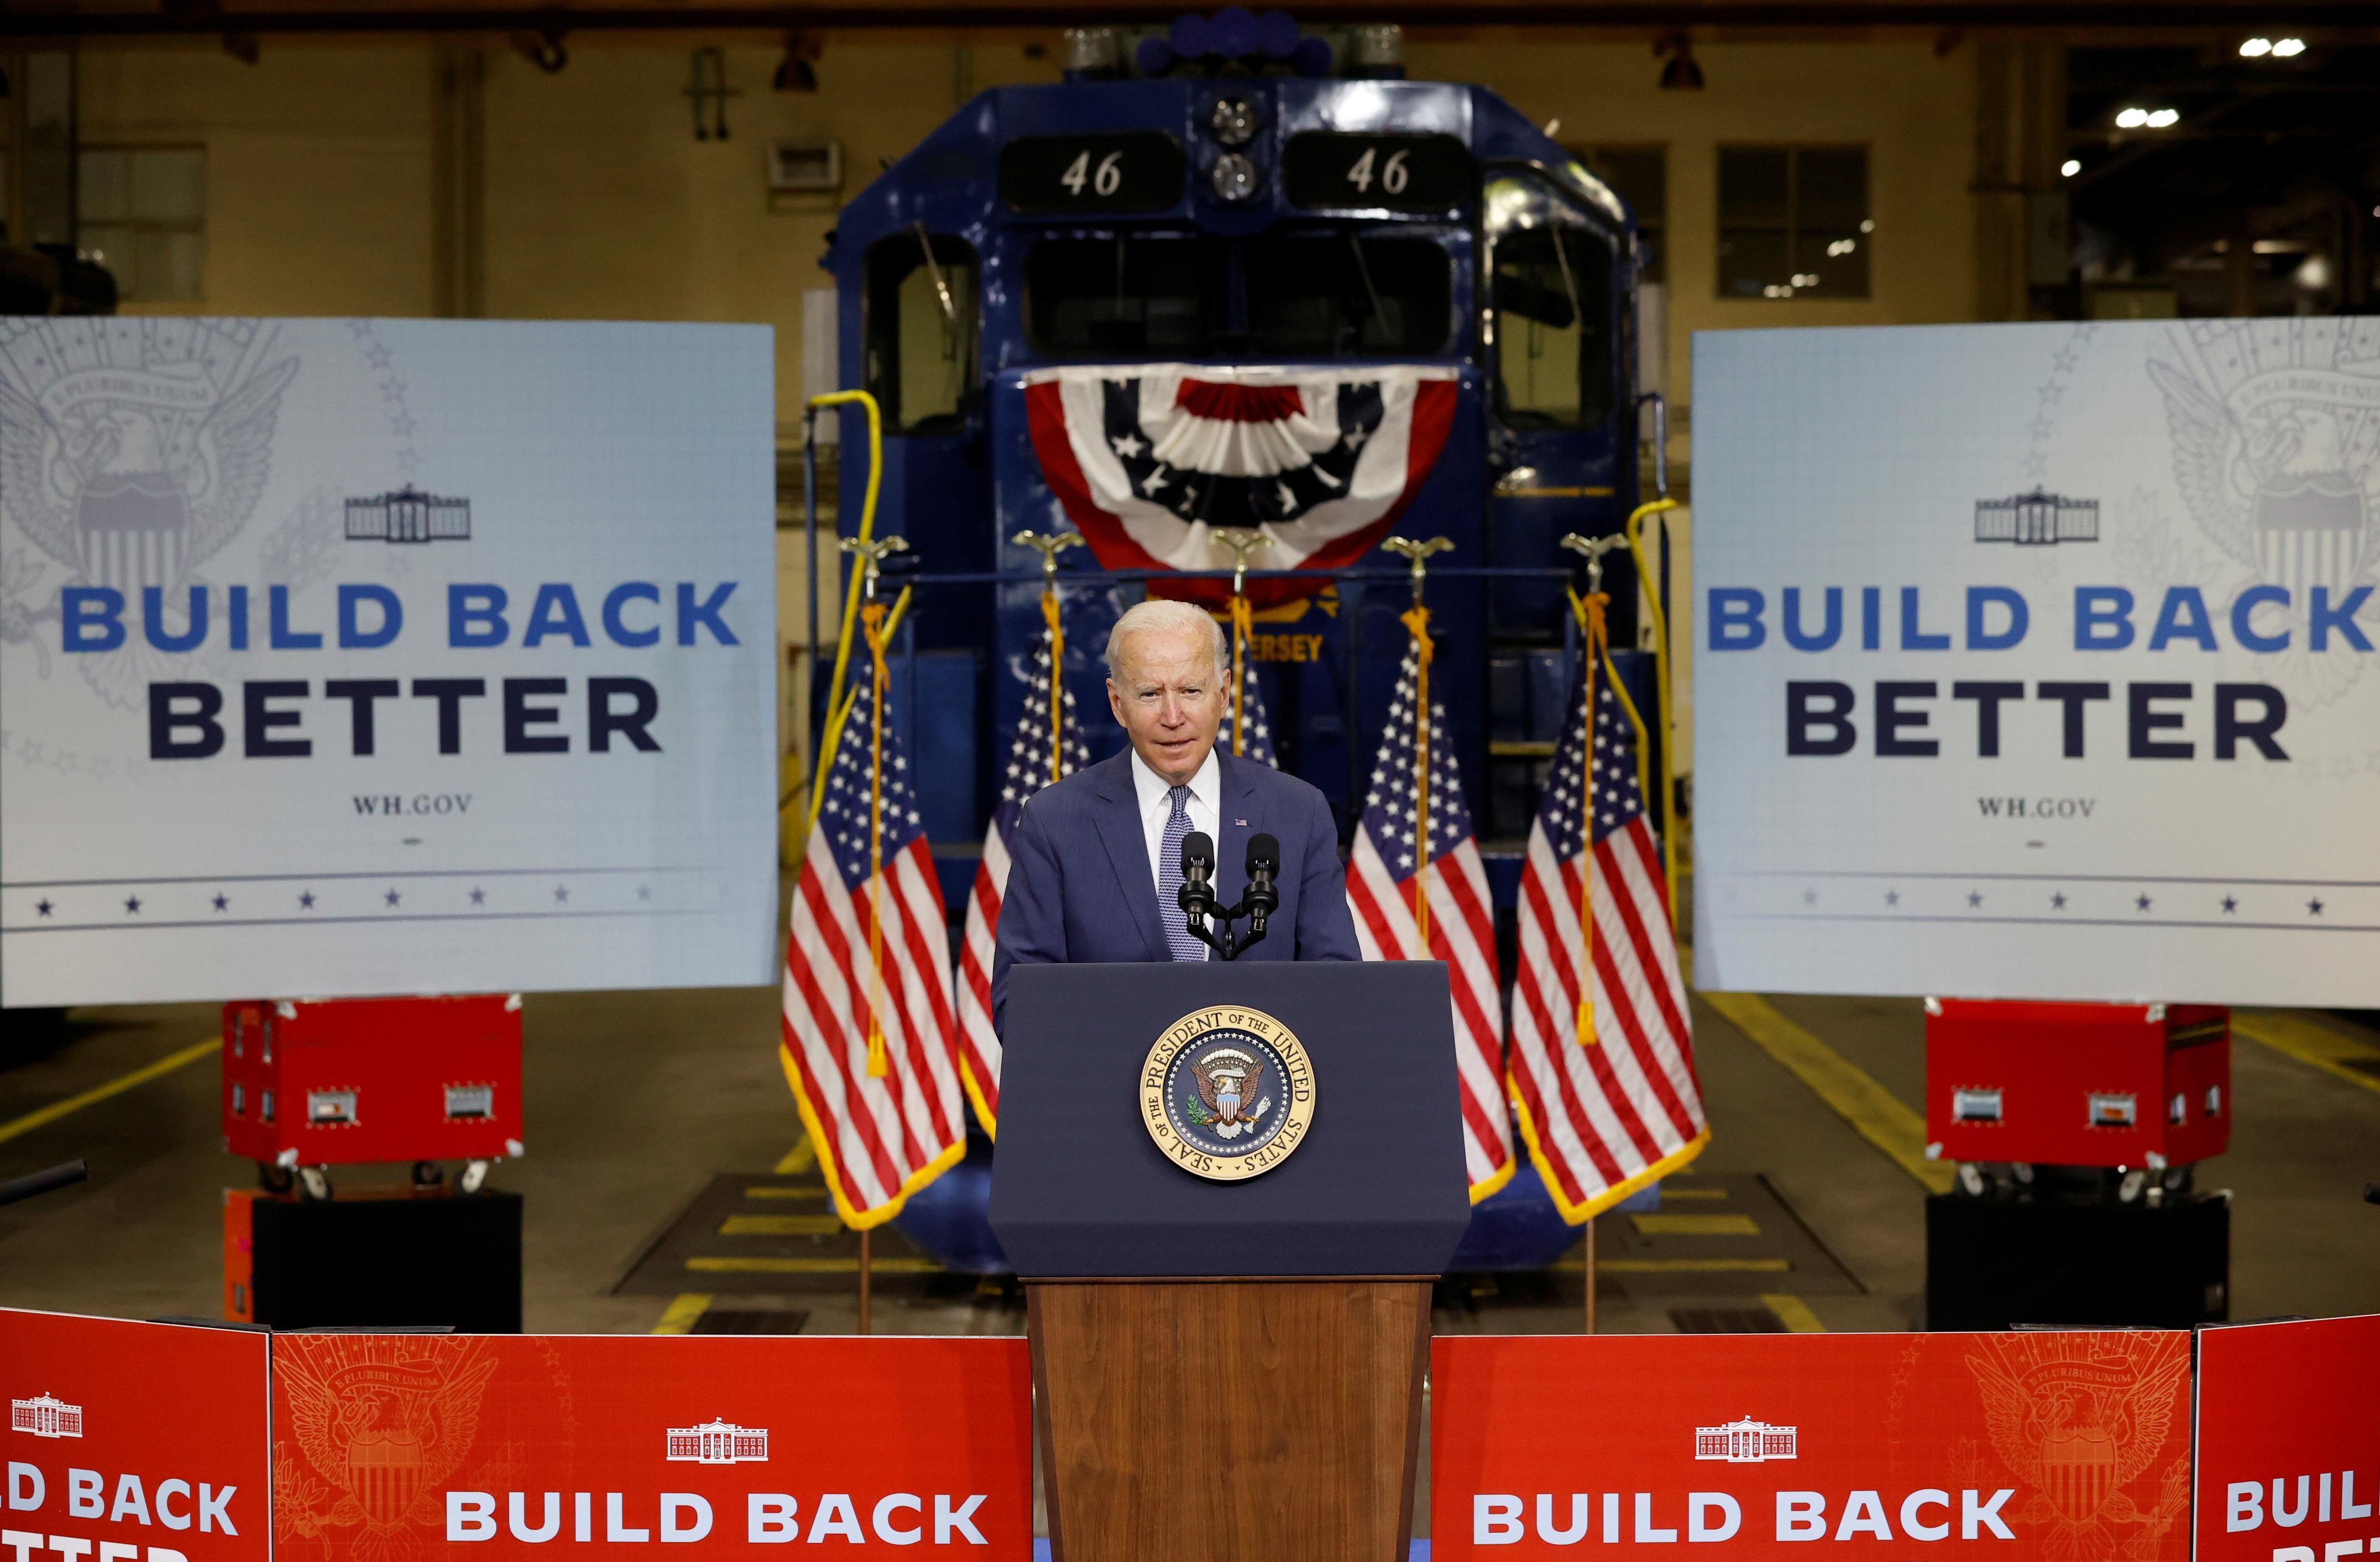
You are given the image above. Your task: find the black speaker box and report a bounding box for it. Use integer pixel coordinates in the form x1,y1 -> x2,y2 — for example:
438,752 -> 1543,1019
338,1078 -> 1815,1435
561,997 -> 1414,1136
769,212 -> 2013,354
250,1189 -> 522,1332
1925,1191 -> 2228,1331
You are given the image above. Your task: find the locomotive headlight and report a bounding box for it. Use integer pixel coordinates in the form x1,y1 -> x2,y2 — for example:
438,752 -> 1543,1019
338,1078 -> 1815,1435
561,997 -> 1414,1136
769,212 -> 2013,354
1210,153 -> 1258,202
1210,96 -> 1257,148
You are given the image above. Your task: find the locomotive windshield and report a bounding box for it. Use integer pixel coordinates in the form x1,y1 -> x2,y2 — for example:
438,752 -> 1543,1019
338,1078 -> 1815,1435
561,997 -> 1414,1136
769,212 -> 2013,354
1026,235 -> 1225,354
1245,235 -> 1450,355
1025,232 -> 1452,359
1485,172 -> 1617,428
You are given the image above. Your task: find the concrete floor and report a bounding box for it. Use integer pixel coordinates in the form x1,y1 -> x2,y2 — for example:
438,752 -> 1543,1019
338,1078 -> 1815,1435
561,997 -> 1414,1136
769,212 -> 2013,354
6,984 -> 2377,1333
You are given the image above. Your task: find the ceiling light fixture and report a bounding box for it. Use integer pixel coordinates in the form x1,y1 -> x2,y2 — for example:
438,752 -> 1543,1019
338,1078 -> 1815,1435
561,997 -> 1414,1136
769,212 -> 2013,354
2238,37 -> 2272,56
2115,107 -> 2148,128
1655,32 -> 1704,91
2061,158 -> 2081,177
2271,38 -> 2305,57
2146,108 -> 2180,128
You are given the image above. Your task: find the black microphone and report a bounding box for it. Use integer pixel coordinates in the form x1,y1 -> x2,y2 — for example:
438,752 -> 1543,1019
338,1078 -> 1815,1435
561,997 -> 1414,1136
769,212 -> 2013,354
1178,831 -> 1220,948
1241,833 -> 1280,945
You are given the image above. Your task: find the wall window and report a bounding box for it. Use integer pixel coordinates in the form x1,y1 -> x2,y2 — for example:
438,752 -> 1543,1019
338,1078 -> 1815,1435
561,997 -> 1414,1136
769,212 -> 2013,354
1486,173 -> 1617,428
77,146 -> 206,302
1579,145 -> 1666,284
865,232 -> 979,432
1718,145 -> 1870,299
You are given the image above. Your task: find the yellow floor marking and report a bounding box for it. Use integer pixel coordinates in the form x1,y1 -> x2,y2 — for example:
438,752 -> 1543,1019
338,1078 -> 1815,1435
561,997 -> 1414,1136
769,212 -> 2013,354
2233,1010 -> 2380,1100
1761,1293 -> 1827,1333
1702,992 -> 1957,1196
1657,1187 -> 1731,1201
743,1185 -> 828,1201
1631,1212 -> 1760,1237
1556,1257 -> 1793,1275
0,1036 -> 222,1149
719,1213 -> 844,1237
774,1136 -> 818,1175
686,1256 -> 943,1275
651,1293 -> 713,1334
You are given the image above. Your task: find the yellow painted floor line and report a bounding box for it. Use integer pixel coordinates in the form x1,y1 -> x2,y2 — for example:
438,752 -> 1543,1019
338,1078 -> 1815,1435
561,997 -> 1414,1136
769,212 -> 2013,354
0,1035 -> 222,1149
1555,1257 -> 1792,1274
2233,1010 -> 2380,1100
1702,992 -> 1956,1196
1659,1187 -> 1732,1201
1631,1213 -> 1761,1236
744,1186 -> 827,1201
719,1213 -> 844,1237
1761,1293 -> 1826,1332
686,1256 -> 943,1275
651,1293 -> 713,1334
773,1136 -> 818,1175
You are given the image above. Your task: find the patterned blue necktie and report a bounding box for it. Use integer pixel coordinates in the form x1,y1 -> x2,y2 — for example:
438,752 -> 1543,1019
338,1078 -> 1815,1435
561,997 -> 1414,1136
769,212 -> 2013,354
1159,783 -> 1207,962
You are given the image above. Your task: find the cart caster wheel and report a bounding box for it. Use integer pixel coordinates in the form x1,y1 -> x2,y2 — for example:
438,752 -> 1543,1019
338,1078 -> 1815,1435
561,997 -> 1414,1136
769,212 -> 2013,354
410,1159 -> 446,1189
297,1166 -> 333,1202
1956,1162 -> 1988,1198
459,1159 -> 491,1196
258,1162 -> 294,1196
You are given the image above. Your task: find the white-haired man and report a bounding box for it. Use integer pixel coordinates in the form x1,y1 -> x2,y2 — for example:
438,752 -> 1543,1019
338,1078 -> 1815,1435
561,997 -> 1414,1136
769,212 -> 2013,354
991,597 -> 1359,1029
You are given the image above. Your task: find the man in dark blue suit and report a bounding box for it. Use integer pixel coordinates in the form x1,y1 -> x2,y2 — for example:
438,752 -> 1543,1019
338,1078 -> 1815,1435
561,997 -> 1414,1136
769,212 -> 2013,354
992,598 -> 1360,1030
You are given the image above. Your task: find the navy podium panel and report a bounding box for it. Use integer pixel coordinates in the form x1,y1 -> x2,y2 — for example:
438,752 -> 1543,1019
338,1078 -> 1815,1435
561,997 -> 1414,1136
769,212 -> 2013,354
990,961 -> 1471,1277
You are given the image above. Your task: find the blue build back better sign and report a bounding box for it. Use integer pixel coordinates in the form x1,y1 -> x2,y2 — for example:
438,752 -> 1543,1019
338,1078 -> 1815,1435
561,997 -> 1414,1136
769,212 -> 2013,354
0,318 -> 777,1005
1691,319 -> 2379,1007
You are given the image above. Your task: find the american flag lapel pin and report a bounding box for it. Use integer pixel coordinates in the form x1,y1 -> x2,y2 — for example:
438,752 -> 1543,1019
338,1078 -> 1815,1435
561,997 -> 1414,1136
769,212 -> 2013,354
1235,818 -> 1248,827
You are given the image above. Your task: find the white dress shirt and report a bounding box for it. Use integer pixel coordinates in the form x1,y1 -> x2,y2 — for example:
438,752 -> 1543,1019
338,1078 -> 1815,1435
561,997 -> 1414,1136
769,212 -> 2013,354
1128,746 -> 1221,908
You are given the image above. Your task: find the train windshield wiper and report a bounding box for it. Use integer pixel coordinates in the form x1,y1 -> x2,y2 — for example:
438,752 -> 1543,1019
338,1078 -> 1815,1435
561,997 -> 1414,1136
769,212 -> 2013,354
911,219 -> 958,342
1348,234 -> 1389,349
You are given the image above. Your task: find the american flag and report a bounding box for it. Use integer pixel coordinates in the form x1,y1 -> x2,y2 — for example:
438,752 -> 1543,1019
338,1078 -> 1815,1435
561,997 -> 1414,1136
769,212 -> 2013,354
1220,654 -> 1279,767
954,622 -> 1091,1135
781,678 -> 968,1228
1343,640 -> 1517,1201
1507,648 -> 1707,1223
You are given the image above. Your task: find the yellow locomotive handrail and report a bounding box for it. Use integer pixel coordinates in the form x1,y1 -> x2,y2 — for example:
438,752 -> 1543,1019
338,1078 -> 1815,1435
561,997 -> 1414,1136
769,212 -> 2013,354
1623,496 -> 1682,932
804,390 -> 885,834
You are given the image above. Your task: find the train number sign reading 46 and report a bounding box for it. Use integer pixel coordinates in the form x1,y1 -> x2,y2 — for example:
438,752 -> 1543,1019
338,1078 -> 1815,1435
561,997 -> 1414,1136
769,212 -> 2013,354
997,133 -> 1187,214
1281,133 -> 1472,214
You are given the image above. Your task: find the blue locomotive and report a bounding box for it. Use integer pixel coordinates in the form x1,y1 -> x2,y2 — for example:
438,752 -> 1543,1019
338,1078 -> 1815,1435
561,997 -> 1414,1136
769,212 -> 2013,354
808,11 -> 1666,1271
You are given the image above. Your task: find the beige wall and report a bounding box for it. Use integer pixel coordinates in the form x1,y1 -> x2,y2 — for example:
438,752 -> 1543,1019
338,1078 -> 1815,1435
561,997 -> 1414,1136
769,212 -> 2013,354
1410,35 -> 1981,408
74,30 -> 1980,416
77,44 -> 439,316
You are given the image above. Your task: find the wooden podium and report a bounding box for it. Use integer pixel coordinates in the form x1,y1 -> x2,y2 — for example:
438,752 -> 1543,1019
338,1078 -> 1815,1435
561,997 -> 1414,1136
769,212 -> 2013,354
992,963 -> 1471,1562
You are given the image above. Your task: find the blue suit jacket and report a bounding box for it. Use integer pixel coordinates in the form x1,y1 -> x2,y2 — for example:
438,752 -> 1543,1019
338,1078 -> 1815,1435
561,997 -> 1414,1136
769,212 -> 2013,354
991,749 -> 1362,1032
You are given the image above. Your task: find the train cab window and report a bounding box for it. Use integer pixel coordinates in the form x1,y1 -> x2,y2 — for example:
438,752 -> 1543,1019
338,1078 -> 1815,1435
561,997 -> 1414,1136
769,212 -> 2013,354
1485,174 -> 1617,428
1026,235 -> 1225,355
865,231 -> 979,432
1246,236 -> 1451,356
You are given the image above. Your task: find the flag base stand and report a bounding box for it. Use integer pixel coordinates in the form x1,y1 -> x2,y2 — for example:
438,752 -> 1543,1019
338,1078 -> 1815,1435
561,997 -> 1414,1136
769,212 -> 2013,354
1028,1277 -> 1427,1562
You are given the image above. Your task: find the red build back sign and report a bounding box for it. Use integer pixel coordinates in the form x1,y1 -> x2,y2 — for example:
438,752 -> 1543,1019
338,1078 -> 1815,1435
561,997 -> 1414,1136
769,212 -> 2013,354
1,1308 -> 271,1562
1432,1332 -> 2192,1560
2195,1314 -> 2380,1562
267,1334 -> 1033,1559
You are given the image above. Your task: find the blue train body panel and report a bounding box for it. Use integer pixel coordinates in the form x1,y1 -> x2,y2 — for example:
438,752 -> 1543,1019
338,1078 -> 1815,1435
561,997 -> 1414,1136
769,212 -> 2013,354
814,55 -> 1664,1271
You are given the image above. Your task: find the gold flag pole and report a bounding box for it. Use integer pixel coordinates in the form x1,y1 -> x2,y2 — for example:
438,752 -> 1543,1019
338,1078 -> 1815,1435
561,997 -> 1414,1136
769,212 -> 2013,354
840,534 -> 908,1085
1558,532 -> 1629,1053
1382,536 -> 1453,947
1212,528 -> 1274,756
1560,534 -> 1628,1339
839,531 -> 905,1340
1012,530 -> 1082,783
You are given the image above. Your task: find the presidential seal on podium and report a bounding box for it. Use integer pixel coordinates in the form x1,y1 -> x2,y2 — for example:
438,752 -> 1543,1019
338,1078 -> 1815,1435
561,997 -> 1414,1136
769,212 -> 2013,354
1141,1005 -> 1316,1181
